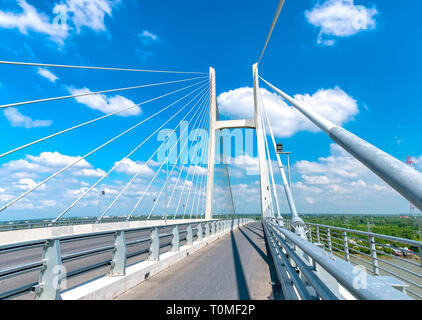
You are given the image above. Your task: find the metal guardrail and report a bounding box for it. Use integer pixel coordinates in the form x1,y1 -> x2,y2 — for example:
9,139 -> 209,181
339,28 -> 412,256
298,220 -> 422,299
264,218 -> 413,300
0,217 -> 138,232
0,215 -> 256,232
0,218 -> 251,300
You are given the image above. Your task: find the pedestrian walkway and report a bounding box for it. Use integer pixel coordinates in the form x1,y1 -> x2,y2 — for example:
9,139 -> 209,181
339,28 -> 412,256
116,222 -> 280,300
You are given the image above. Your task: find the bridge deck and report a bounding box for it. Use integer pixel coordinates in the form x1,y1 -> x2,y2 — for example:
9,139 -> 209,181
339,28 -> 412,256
115,222 -> 280,300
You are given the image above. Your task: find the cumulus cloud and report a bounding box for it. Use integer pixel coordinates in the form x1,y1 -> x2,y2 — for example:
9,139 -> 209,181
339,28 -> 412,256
3,151 -> 105,179
0,151 -> 170,218
72,168 -> 106,178
4,107 -> 52,128
0,0 -> 118,43
37,67 -> 58,82
290,143 -> 406,212
220,144 -> 413,214
27,151 -> 91,168
0,0 -> 68,42
183,165 -> 208,176
305,0 -> 378,45
114,159 -> 154,176
57,0 -> 115,33
217,87 -> 358,138
67,86 -> 141,116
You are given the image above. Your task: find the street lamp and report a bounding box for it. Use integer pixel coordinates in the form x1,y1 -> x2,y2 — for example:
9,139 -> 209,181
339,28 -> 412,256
98,190 -> 105,217
276,143 -> 292,187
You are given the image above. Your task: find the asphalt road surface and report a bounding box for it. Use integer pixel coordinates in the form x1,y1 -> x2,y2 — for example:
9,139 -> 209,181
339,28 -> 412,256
116,222 -> 280,300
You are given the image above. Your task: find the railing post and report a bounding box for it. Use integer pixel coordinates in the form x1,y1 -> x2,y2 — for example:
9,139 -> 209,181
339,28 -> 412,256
35,239 -> 63,300
205,222 -> 210,238
197,223 -> 203,241
343,231 -> 350,263
307,225 -> 312,242
369,235 -> 379,275
316,226 -> 320,243
148,228 -> 160,261
171,225 -> 180,252
211,221 -> 216,236
109,231 -> 126,276
186,224 -> 193,245
327,228 -> 332,253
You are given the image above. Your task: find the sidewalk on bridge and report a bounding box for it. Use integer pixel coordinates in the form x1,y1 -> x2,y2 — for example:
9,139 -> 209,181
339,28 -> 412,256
115,222 -> 280,300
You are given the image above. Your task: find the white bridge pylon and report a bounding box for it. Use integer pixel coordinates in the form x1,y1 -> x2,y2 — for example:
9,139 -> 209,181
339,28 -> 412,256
205,64 -> 272,219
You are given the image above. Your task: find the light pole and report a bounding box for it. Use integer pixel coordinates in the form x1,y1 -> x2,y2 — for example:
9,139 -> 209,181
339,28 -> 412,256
152,196 -> 156,220
98,190 -> 105,218
276,143 -> 292,188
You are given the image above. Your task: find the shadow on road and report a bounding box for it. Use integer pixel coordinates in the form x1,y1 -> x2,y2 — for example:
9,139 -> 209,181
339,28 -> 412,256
238,227 -> 268,262
230,229 -> 251,300
242,224 -> 264,239
239,223 -> 284,300
247,224 -> 264,232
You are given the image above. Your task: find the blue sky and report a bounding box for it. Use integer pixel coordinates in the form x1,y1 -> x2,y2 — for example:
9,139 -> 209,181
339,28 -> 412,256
0,0 -> 421,221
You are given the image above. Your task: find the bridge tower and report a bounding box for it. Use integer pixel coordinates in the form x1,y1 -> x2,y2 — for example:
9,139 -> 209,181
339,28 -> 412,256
205,65 -> 272,219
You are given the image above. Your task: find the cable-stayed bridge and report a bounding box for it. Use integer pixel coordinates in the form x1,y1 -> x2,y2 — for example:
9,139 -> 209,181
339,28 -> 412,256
1,2 -> 422,301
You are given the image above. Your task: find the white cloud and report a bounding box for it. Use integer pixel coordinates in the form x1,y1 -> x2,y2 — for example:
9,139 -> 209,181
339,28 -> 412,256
67,86 -> 141,116
57,0 -> 115,33
0,151 -> 169,217
0,0 -> 68,42
3,151 -> 111,180
305,197 -> 316,204
301,175 -> 333,185
72,168 -> 106,178
139,30 -> 159,44
217,87 -> 358,138
290,143 -> 407,212
37,67 -> 58,82
27,151 -> 92,168
0,0 -> 118,44
115,159 -> 154,176
14,178 -> 45,191
305,0 -> 378,45
3,107 -> 52,128
137,30 -> 160,61
183,165 -> 207,176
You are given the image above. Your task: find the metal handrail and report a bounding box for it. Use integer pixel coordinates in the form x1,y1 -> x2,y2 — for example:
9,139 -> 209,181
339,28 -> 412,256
279,218 -> 422,299
305,221 -> 422,247
265,219 -> 412,300
0,218 -> 251,300
0,220 -> 210,251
